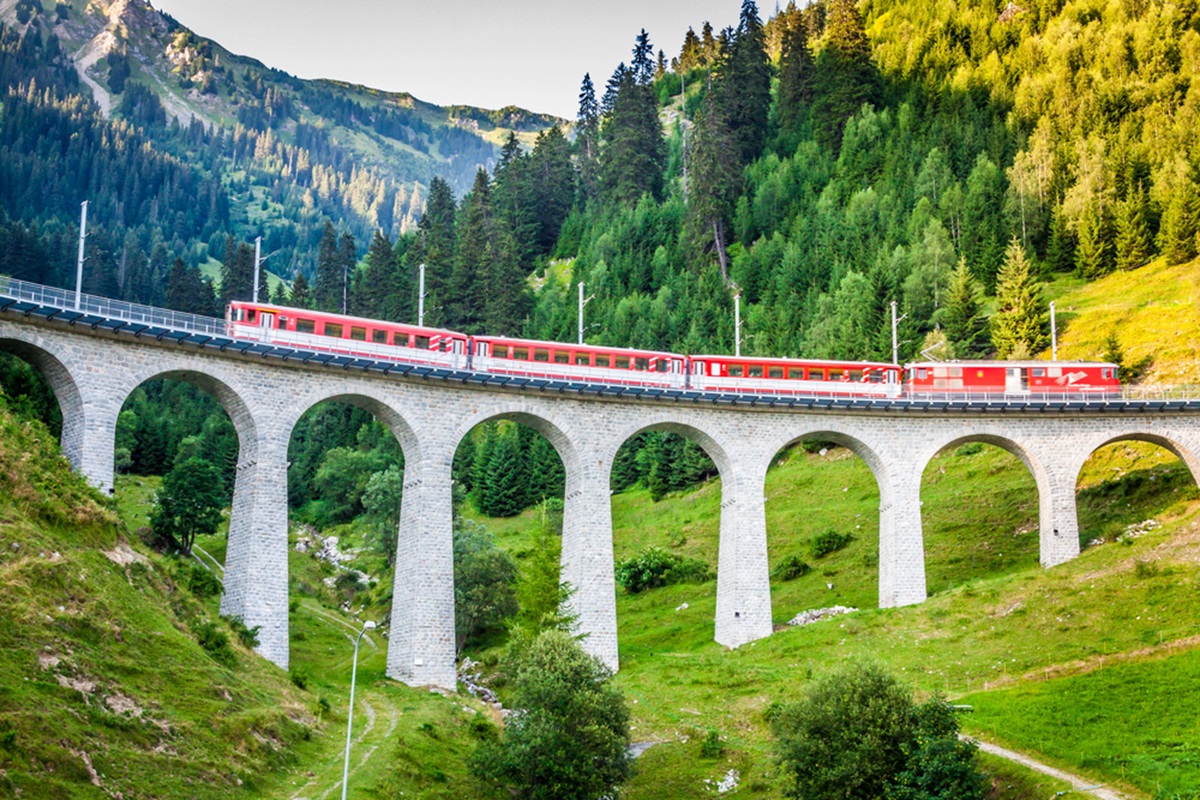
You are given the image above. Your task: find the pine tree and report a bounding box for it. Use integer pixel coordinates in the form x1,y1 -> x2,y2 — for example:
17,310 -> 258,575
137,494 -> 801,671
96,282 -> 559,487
991,237 -> 1048,358
689,80 -> 743,283
407,177 -> 456,327
313,220 -> 342,312
481,426 -> 527,517
289,272 -> 312,308
940,258 -> 989,358
352,230 -> 398,319
1157,178 -> 1198,265
702,21 -> 717,63
680,27 -> 703,72
576,74 -> 601,198
811,0 -> 879,151
1074,203 -> 1114,279
632,29 -> 654,85
451,169 -> 529,334
961,153 -> 1007,290
218,239 -> 257,305
530,125 -> 576,253
1046,204 -> 1076,273
1114,184 -> 1153,271
724,0 -> 771,164
165,257 -> 217,315
601,69 -> 666,204
776,12 -> 814,150
601,63 -> 628,117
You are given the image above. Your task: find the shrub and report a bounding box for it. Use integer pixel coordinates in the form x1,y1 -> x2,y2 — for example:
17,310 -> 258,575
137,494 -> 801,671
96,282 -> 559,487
773,664 -> 986,800
772,555 -> 812,581
192,619 -> 236,667
700,728 -> 724,759
810,530 -> 854,559
954,442 -> 983,457
186,562 -> 222,600
224,615 -> 261,648
615,546 -> 712,594
289,667 -> 309,690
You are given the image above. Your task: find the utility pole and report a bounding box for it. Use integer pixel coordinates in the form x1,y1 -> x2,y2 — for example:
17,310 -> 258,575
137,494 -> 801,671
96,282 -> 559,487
891,301 -> 907,365
578,281 -> 594,345
734,290 -> 742,357
74,200 -> 88,310
680,73 -> 688,201
253,237 -> 262,304
1050,301 -> 1057,361
418,263 -> 426,327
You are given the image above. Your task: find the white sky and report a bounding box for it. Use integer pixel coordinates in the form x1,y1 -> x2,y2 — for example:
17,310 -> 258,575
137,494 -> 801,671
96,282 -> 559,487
149,0 -> 751,119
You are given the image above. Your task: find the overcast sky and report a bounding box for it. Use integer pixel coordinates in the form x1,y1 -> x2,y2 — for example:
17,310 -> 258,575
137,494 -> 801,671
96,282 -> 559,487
150,0 -> 750,119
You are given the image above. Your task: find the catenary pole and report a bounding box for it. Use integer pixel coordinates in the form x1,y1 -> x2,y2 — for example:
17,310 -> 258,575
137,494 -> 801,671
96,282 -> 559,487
253,237 -> 262,304
74,200 -> 88,310
418,263 -> 426,327
1050,301 -> 1058,361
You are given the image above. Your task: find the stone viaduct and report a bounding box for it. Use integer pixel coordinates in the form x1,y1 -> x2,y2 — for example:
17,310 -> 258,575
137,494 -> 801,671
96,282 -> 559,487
2,297 -> 1198,690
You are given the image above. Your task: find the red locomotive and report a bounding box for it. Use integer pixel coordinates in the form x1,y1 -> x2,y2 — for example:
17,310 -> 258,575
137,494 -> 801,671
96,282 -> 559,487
226,301 -> 1121,398
905,361 -> 1120,395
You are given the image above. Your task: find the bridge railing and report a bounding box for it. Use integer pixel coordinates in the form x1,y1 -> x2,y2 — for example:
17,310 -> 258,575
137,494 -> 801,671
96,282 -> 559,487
0,276 -> 227,337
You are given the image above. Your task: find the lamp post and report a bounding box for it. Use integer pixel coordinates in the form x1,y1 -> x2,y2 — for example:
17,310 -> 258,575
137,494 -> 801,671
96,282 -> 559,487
340,620 -> 376,800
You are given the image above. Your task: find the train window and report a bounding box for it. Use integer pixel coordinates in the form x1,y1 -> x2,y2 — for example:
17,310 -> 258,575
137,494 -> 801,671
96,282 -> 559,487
297,318 -> 315,334
595,354 -> 610,367
575,354 -> 590,366
868,372 -> 882,383
512,347 -> 529,360
850,370 -> 863,381
554,351 -> 570,364
749,365 -> 763,377
493,344 -> 509,358
829,369 -> 844,381
247,309 -> 257,323
729,366 -> 744,377
1032,368 -> 1045,377
350,327 -> 367,341
615,356 -> 630,369
808,369 -> 824,381
415,335 -> 430,349
372,329 -> 387,344
657,360 -> 670,373
635,358 -> 649,371
278,316 -> 289,329
1102,368 -> 1113,379
534,348 -> 550,362
323,323 -> 344,338
769,367 -> 783,379
788,368 -> 803,379
917,368 -> 927,380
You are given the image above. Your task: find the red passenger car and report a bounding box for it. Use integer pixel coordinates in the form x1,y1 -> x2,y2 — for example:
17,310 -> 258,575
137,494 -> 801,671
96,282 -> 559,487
904,361 -> 1120,396
689,355 -> 901,396
226,301 -> 470,368
470,335 -> 687,388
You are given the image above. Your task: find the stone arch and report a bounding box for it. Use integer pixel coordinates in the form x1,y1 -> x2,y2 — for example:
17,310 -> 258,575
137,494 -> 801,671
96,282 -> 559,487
119,366 -> 259,467
1071,429 -> 1200,546
915,431 -> 1046,592
758,426 -> 892,610
0,333 -> 87,474
602,414 -> 735,481
447,403 -> 583,480
281,388 -> 423,468
1072,430 -> 1200,488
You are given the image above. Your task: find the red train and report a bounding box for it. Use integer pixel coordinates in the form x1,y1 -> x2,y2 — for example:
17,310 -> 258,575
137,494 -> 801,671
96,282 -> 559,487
226,302 -> 1120,398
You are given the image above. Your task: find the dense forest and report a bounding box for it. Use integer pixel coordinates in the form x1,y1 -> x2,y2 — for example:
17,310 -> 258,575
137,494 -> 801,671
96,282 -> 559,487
5,0 -> 1200,521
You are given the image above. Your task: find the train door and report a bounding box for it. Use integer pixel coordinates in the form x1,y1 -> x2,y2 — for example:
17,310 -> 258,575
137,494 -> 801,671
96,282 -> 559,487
452,337 -> 466,369
1005,367 -> 1026,393
691,361 -> 706,391
258,311 -> 275,342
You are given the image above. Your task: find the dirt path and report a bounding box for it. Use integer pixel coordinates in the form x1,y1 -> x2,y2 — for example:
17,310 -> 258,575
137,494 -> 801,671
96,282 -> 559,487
72,34 -> 114,115
972,738 -> 1132,800
289,689 -> 398,800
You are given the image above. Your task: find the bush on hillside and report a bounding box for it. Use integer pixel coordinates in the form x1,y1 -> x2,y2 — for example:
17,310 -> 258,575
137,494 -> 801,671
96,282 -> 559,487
615,546 -> 712,594
470,630 -> 631,800
810,530 -> 854,559
772,663 -> 986,800
772,555 -> 813,581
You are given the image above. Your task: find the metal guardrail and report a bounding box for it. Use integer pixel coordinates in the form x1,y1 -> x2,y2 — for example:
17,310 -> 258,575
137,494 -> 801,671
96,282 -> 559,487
3,276 -> 1200,407
0,275 -> 227,337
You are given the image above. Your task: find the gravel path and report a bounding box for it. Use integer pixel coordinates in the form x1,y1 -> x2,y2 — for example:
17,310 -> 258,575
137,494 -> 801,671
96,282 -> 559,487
972,738 -> 1130,799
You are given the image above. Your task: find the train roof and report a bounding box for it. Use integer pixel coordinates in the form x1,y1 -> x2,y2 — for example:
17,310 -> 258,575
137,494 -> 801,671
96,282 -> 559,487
691,354 -> 897,368
227,301 -> 465,337
905,360 -> 1118,369
472,334 -> 683,358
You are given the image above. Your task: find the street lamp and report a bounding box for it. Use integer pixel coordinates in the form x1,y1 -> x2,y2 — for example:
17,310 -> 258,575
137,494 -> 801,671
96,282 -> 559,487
340,620 -> 376,800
